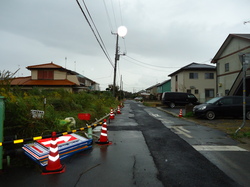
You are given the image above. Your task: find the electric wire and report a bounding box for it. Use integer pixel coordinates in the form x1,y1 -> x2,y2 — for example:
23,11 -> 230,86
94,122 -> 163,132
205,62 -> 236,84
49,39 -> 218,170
120,57 -> 174,73
118,0 -> 124,25
76,0 -> 114,68
81,0 -> 112,61
103,0 -> 114,32
111,0 -> 118,29
124,55 -> 181,69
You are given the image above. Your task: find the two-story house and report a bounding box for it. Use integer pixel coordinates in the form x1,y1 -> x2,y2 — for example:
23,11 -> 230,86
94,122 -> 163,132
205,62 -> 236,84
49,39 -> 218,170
156,79 -> 171,100
168,62 -> 216,103
9,62 -> 100,92
211,34 -> 250,96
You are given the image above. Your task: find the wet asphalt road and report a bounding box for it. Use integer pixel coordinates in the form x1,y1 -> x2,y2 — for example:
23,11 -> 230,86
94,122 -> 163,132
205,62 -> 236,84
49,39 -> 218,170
0,100 -> 247,186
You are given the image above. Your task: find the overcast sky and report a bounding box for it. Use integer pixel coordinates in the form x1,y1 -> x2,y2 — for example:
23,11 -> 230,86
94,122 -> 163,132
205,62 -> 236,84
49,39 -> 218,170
1,0 -> 250,92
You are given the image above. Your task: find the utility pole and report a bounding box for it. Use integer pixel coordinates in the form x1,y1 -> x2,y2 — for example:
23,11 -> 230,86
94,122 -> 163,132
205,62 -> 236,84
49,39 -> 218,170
112,26 -> 127,98
113,34 -> 119,97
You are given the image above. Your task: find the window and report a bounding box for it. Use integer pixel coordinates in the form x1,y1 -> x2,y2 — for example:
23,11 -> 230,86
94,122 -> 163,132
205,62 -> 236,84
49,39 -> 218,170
205,73 -> 214,79
38,70 -> 54,80
221,98 -> 233,105
189,73 -> 198,79
225,63 -> 229,72
175,75 -> 178,81
205,89 -> 214,97
195,89 -> 199,94
187,89 -> 191,93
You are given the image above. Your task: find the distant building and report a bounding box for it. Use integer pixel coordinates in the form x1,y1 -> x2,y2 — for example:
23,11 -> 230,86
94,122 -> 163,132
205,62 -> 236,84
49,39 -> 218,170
168,62 -> 216,103
9,62 -> 100,92
211,34 -> 250,96
146,83 -> 160,96
157,79 -> 171,100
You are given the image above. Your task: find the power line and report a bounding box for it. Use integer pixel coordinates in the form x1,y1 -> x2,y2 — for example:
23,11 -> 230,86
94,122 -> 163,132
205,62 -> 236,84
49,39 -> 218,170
103,0 -> 114,32
121,57 -> 174,73
124,55 -> 181,69
110,0 -> 118,29
76,0 -> 114,68
118,0 -> 124,25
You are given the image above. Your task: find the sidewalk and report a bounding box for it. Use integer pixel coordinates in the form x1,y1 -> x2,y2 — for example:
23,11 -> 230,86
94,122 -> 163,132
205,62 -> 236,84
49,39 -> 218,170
157,106 -> 250,151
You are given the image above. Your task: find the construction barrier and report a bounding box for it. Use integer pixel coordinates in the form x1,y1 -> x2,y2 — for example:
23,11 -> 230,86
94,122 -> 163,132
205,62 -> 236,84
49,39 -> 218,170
96,119 -> 112,145
42,132 -> 66,175
179,109 -> 183,118
109,108 -> 115,119
117,105 -> 121,114
0,114 -> 109,147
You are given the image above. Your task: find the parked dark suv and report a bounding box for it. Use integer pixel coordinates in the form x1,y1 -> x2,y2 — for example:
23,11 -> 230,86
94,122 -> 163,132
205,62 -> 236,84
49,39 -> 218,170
193,96 -> 250,120
161,92 -> 198,108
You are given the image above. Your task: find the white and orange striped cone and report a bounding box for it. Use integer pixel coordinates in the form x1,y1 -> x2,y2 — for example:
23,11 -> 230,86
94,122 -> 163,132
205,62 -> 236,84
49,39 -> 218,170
96,119 -> 112,145
109,108 -> 115,119
42,132 -> 65,175
179,109 -> 183,118
117,105 -> 121,114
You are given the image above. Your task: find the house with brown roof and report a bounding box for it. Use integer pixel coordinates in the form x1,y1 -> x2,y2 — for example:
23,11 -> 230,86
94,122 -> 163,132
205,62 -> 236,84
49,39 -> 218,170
168,62 -> 216,103
9,62 -> 100,92
211,34 -> 250,96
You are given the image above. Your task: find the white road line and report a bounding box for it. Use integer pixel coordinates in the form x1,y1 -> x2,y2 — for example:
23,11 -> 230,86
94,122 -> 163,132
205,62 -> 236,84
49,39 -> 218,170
193,145 -> 248,152
178,126 -> 190,133
172,126 -> 193,138
149,113 -> 161,118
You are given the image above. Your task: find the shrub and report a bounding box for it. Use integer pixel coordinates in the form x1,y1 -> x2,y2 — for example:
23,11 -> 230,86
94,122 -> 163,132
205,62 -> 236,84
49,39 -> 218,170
0,89 -> 119,139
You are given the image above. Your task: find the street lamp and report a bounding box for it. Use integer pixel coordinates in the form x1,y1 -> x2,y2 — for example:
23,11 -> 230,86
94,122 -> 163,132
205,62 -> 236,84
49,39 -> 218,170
112,26 -> 127,97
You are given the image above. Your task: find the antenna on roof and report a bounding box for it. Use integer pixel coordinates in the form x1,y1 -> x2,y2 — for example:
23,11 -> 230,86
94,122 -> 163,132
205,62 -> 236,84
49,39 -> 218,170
65,57 -> 67,68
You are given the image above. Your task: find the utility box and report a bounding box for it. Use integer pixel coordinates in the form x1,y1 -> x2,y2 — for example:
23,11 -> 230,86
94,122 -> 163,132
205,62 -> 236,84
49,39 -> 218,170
0,96 -> 5,171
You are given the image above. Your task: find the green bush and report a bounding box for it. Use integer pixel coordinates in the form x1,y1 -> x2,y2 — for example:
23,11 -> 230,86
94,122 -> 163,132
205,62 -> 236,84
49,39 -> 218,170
0,88 -> 119,139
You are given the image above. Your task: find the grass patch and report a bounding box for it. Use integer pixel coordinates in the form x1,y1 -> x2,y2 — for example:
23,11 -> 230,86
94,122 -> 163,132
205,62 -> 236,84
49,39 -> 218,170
143,101 -> 162,107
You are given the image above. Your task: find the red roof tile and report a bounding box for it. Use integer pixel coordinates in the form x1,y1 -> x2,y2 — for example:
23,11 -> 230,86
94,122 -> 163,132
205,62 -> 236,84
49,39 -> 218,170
10,77 -> 77,86
26,62 -> 63,70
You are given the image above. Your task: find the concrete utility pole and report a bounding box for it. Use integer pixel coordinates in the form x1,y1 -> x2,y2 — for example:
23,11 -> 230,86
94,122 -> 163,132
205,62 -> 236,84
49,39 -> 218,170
112,26 -> 127,97
113,34 -> 119,97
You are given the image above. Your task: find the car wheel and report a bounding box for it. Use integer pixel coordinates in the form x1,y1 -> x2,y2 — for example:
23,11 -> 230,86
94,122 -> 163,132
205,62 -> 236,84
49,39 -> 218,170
246,111 -> 250,120
206,111 -> 215,120
169,102 -> 175,108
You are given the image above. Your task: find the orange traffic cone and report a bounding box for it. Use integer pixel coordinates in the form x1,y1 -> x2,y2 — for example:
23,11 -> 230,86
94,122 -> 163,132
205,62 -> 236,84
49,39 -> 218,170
96,119 -> 112,145
109,108 -> 115,119
117,105 -> 121,114
42,132 -> 65,175
179,109 -> 183,118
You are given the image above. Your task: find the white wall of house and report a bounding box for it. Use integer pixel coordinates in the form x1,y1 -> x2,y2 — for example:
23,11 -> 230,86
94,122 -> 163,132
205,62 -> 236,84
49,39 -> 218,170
215,37 -> 250,96
31,70 -> 38,79
67,75 -> 80,85
54,70 -> 67,80
170,70 -> 216,103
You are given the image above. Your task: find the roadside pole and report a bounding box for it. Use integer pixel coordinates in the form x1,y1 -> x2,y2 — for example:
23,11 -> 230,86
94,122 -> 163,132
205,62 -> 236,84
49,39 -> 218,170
235,54 -> 250,134
0,96 -> 5,172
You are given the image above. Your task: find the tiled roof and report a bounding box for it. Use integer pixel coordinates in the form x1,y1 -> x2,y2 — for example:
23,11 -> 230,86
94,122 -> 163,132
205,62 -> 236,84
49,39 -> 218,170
26,62 -> 63,69
157,79 -> 171,86
10,77 -> 77,86
168,62 -> 215,76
